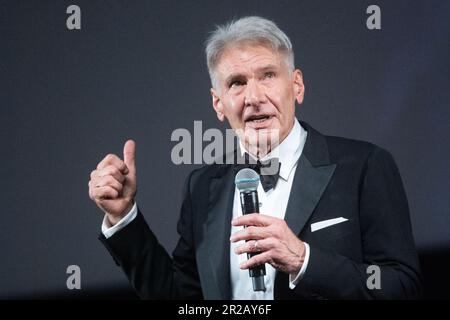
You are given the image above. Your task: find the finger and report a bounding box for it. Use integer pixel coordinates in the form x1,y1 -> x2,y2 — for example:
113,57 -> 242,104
234,237 -> 277,255
93,175 -> 123,193
95,165 -> 126,183
232,213 -> 275,227
123,140 -> 136,175
97,153 -> 128,174
240,251 -> 272,270
88,180 -> 94,199
91,186 -> 119,200
230,226 -> 271,243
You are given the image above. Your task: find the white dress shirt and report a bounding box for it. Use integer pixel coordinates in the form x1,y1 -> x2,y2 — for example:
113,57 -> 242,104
102,118 -> 310,299
230,118 -> 309,299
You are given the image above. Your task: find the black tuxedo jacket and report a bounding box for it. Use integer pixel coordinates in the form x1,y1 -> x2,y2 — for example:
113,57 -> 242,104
100,122 -> 421,299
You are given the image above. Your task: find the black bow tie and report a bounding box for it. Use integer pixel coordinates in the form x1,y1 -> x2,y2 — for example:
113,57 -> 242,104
234,153 -> 281,192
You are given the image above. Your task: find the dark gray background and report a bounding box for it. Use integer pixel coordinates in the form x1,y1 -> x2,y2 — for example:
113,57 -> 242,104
1,0 -> 449,298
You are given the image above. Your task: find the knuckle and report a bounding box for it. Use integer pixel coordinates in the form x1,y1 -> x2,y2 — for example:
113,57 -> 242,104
104,175 -> 114,184
267,237 -> 277,248
96,186 -> 106,194
100,166 -> 114,178
246,227 -> 255,237
117,173 -> 125,182
111,179 -> 123,190
109,166 -> 120,176
92,189 -> 101,199
97,186 -> 115,199
93,177 -> 102,187
100,154 -> 116,167
271,225 -> 281,237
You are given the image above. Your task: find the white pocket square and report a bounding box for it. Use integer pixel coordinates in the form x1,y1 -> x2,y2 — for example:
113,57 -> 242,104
311,217 -> 348,232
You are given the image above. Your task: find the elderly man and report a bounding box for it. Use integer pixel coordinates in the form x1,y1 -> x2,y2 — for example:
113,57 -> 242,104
88,16 -> 421,299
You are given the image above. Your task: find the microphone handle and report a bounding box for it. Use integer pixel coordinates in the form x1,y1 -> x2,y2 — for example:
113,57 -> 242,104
240,190 -> 266,291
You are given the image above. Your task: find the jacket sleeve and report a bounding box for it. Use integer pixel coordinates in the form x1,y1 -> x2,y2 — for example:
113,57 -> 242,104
296,147 -> 422,299
99,170 -> 203,299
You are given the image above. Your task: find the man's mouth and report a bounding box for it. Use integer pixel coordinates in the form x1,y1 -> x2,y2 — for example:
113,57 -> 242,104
246,114 -> 272,122
244,114 -> 275,128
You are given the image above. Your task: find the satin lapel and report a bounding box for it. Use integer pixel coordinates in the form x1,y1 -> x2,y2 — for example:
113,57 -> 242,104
284,155 -> 336,236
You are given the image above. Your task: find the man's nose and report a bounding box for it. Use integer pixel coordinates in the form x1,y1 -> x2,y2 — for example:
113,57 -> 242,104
244,79 -> 266,107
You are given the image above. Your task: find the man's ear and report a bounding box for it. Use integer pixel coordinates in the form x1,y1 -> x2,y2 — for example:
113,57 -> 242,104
211,88 -> 225,122
293,69 -> 305,105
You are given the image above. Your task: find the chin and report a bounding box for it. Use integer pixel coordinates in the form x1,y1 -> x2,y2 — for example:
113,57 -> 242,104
243,128 -> 281,155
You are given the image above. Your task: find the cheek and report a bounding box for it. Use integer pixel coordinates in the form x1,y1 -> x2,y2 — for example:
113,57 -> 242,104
229,98 -> 237,110
274,90 -> 286,107
273,85 -> 294,111
226,96 -> 244,119
266,88 -> 295,131
266,88 -> 285,115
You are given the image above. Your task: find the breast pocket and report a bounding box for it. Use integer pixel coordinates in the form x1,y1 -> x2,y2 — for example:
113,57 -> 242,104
310,217 -> 357,241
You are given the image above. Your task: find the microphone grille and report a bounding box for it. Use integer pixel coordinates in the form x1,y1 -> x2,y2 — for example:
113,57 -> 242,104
234,168 -> 260,191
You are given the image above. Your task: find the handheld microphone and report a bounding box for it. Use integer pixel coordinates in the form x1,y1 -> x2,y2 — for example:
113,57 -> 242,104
234,168 -> 266,292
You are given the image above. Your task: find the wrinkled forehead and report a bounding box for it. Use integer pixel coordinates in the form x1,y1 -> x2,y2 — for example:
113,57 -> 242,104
215,44 -> 286,78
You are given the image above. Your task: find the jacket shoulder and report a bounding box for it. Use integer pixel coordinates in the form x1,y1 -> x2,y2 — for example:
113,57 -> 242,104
323,134 -> 393,164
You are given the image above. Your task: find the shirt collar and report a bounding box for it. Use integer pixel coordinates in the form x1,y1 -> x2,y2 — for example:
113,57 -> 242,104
239,118 -> 307,181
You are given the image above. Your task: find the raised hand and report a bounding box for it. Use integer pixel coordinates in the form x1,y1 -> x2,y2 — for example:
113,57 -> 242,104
88,140 -> 137,225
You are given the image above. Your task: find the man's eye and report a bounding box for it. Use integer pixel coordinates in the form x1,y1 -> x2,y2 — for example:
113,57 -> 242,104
264,72 -> 275,79
230,81 -> 245,88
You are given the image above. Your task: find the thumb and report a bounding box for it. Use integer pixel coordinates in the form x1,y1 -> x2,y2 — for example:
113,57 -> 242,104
123,139 -> 136,174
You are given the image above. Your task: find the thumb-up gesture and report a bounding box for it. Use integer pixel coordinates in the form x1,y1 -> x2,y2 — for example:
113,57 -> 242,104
89,140 -> 137,225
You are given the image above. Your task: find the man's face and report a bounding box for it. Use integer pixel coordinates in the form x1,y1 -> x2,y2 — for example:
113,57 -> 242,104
211,45 -> 305,155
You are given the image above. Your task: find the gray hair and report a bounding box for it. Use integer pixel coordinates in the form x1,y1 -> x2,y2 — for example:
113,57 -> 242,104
205,16 -> 295,89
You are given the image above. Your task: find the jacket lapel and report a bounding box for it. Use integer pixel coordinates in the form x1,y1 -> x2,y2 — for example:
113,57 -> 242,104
284,122 -> 336,238
284,156 -> 336,236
